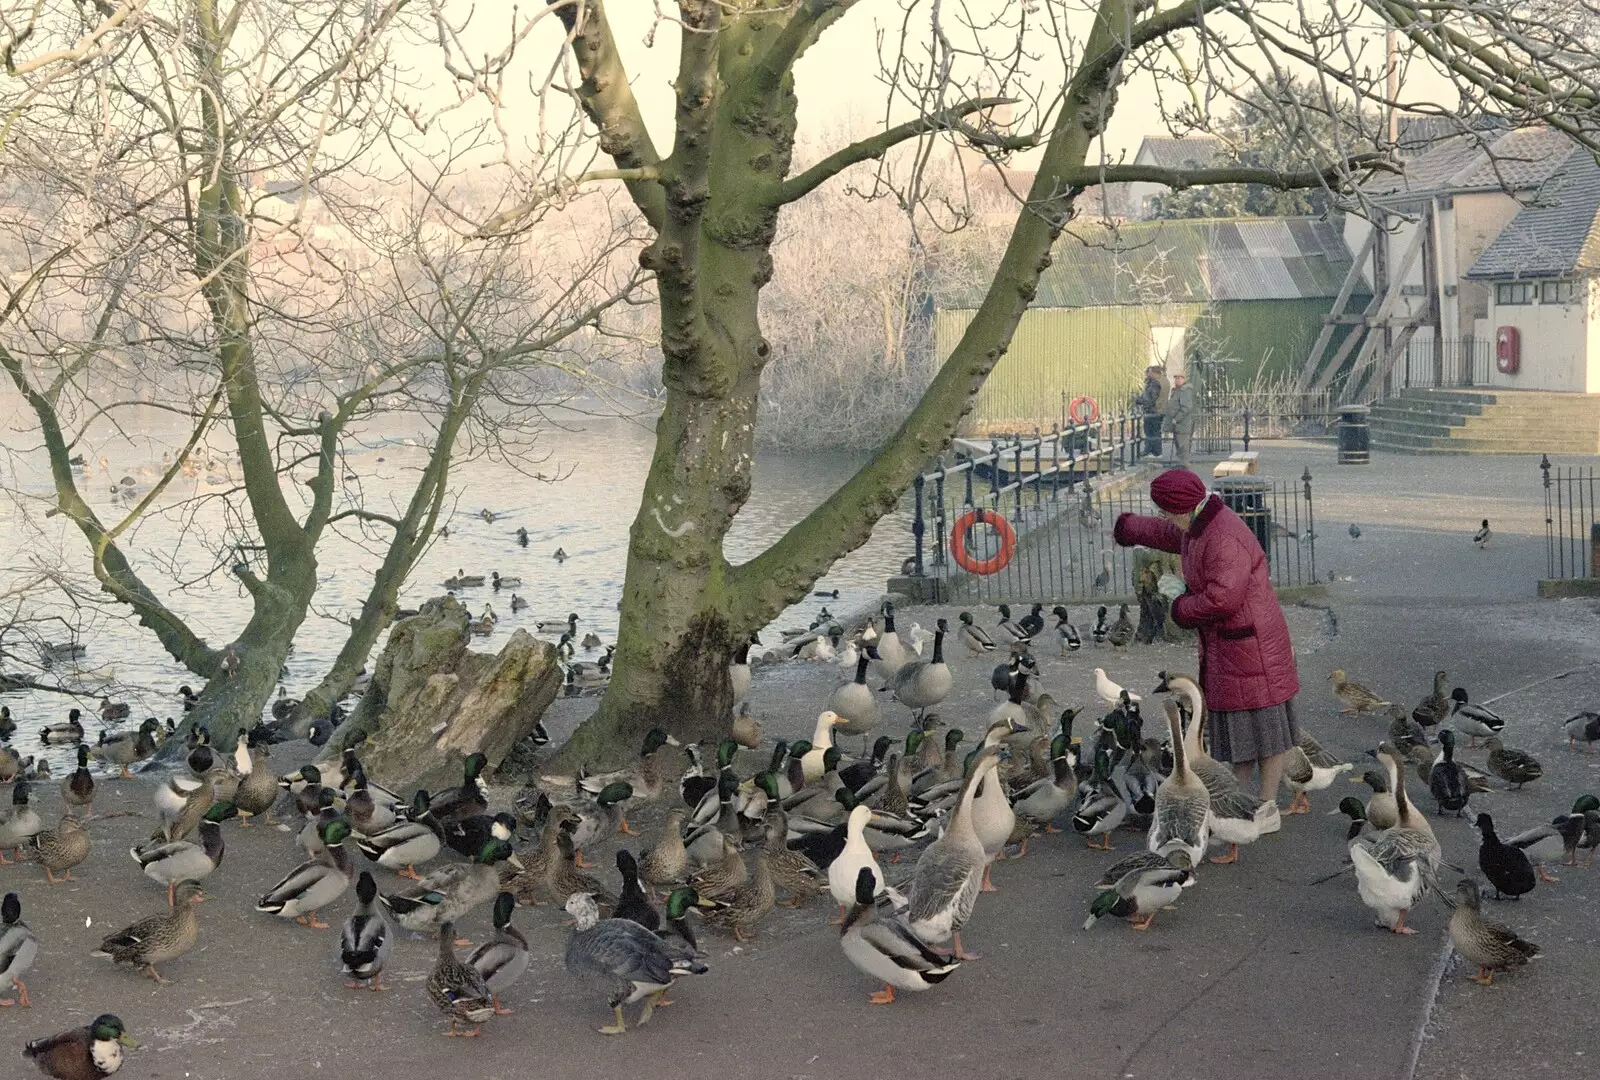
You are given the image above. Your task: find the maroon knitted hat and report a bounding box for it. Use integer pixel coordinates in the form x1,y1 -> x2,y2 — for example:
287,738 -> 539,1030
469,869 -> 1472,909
1149,469 -> 1207,513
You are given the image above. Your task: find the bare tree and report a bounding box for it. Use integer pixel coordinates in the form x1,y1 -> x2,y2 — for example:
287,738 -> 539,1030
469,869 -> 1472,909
0,1 -> 643,743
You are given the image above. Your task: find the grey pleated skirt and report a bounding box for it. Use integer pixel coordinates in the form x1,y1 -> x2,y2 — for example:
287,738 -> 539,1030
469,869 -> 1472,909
1208,697 -> 1301,764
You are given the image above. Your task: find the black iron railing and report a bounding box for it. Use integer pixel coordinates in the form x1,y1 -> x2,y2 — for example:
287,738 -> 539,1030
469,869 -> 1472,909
1542,455 -> 1600,579
1398,336 -> 1493,391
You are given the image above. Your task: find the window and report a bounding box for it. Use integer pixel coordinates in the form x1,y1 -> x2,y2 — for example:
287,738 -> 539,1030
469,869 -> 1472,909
1542,279 -> 1577,304
1496,282 -> 1535,305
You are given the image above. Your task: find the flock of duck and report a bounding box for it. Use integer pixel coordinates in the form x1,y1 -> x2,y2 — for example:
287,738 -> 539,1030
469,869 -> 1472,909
3,599 -> 1600,1074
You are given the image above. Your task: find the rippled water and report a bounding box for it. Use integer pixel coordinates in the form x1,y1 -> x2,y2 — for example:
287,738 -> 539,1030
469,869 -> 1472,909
0,406 -> 912,770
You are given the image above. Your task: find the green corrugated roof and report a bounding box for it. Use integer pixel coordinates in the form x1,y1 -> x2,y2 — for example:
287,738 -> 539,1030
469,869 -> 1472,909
936,216 -> 1356,309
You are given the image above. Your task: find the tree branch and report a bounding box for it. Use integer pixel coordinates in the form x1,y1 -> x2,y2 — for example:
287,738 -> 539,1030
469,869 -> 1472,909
327,507 -> 404,530
1066,154 -> 1397,192
777,97 -> 1021,204
473,168 -> 662,238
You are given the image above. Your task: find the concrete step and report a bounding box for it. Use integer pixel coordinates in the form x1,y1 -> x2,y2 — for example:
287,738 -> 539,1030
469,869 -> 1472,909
1369,430 -> 1598,453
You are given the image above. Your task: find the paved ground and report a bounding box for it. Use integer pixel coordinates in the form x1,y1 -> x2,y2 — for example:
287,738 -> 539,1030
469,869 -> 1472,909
5,442 -> 1599,1078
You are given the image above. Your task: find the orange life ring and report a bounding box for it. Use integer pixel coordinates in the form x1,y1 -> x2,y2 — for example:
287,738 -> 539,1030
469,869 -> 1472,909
1068,395 -> 1100,425
950,509 -> 1016,575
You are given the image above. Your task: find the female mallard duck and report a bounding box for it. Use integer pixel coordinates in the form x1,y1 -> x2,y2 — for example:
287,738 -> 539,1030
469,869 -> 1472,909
447,569 -> 487,588
1484,737 -> 1543,789
829,653 -> 882,745
354,789 -> 442,880
1349,746 -> 1439,934
689,834 -> 748,901
60,745 -> 95,818
957,610 -> 996,655
1503,815 -> 1583,884
1475,812 -> 1536,899
499,813 -> 562,906
430,753 -> 490,824
1083,860 -> 1196,931
906,744 -> 1003,962
30,812 -> 90,884
563,892 -> 709,1035
1448,688 -> 1505,747
92,879 -> 204,983
886,619 -> 951,721
638,808 -> 689,897
98,697 -> 130,722
339,871 -> 391,992
1411,670 -> 1450,729
762,810 -> 823,908
1072,748 -> 1128,850
257,819 -> 357,929
1282,732 -> 1352,815
544,826 -> 615,911
731,702 -> 761,750
0,783 -> 43,862
1446,878 -> 1540,986
230,735 -> 279,826
468,891 -> 530,1015
132,803 -> 234,905
1429,730 -> 1472,817
1329,670 -> 1390,714
428,922 -> 496,1036
89,719 -> 161,778
40,709 -> 85,744
840,866 -> 959,1005
909,726 -> 964,798
154,747 -> 215,843
1162,675 -> 1266,864
1564,711 -> 1600,753
0,745 -> 23,783
1148,700 -> 1210,869
700,849 -> 775,942
1386,705 -> 1428,752
23,1014 -> 137,1078
383,836 -> 521,939
2,891 -> 38,1007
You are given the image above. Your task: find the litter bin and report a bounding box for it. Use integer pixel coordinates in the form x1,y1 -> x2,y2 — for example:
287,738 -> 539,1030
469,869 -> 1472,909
1338,405 -> 1371,465
1216,477 -> 1272,560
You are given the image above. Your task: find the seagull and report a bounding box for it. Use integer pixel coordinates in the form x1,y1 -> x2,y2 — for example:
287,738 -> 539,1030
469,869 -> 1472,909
1095,667 -> 1140,707
1348,523 -> 1361,540
1473,519 -> 1491,548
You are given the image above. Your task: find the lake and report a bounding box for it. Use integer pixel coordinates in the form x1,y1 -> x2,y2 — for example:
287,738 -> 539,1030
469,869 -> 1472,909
0,404 -> 912,770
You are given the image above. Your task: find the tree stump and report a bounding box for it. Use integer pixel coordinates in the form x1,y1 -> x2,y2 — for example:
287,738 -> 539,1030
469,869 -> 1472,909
325,596 -> 562,791
1132,549 -> 1194,644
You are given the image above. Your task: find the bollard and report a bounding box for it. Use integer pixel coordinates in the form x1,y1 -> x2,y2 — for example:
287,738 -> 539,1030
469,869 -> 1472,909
1590,523 -> 1600,579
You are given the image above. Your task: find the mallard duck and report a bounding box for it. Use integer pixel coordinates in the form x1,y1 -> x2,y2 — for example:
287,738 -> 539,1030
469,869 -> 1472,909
153,746 -> 215,843
499,814 -> 563,906
98,697 -> 130,723
40,709 -> 85,744
468,891 -> 530,1014
1412,670 -> 1450,729
995,603 -> 1031,645
30,812 -> 90,884
1503,815 -> 1583,884
1106,603 -> 1135,648
1148,700 -> 1209,869
0,745 -> 23,782
840,865 -> 959,1005
1387,705 -> 1428,752
1072,748 -> 1128,850
957,611 -> 995,654
132,804 -> 233,904
92,879 -> 203,983
1281,732 -> 1351,815
1446,878 -> 1539,985
384,836 -> 521,937
886,619 -> 951,720
490,571 -> 521,590
0,706 -> 13,738
1,891 -> 38,1007
726,702 -> 762,748
638,809 -> 689,896
1011,734 -> 1077,833
700,848 -> 775,942
685,772 -> 742,866
613,850 -> 660,931
1329,669 -> 1390,714
569,781 -> 635,861
762,809 -> 822,908
545,826 -> 616,910
257,819 -> 357,928
829,653 -> 882,742
1083,860 -> 1196,931
1448,688 -> 1504,747
60,745 -> 95,817
1429,729 -> 1472,817
563,892 -> 709,1035
1333,795 -> 1370,839
1091,604 -> 1110,644
1484,737 -> 1542,789
230,736 -> 279,825
906,745 -> 1002,962
428,922 -> 496,1036
431,753 -> 490,824
0,783 -> 43,862
1349,746 -> 1439,934
1475,812 -> 1536,899
448,568 -> 487,588
689,834 -> 748,901
443,811 -> 519,861
339,871 -> 392,991
1563,711 -> 1600,753
23,1014 -> 137,1078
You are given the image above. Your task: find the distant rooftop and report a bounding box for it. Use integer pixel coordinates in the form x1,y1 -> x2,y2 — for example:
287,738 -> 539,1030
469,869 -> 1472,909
1135,136 -> 1226,171
1371,123 -> 1578,198
1466,150 -> 1600,280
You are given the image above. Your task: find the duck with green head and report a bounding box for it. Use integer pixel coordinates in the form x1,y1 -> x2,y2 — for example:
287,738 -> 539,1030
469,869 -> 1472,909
468,891 -> 530,1015
430,753 -> 490,824
24,1013 -> 137,1079
256,819 -> 356,929
355,788 -> 442,880
382,835 -> 522,942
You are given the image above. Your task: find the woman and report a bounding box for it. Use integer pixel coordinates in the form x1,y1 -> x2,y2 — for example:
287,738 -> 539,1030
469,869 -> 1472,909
1113,469 -> 1299,824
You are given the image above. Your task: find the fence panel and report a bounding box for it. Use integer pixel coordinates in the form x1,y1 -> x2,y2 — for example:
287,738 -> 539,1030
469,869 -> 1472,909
1544,456 -> 1600,580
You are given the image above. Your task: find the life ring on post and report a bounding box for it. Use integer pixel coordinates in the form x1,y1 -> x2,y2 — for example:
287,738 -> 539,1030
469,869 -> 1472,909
950,509 -> 1017,575
1068,395 -> 1100,425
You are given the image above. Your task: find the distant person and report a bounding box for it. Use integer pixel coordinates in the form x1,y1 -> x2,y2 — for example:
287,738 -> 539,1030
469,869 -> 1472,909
1136,365 -> 1169,458
1166,371 -> 1195,467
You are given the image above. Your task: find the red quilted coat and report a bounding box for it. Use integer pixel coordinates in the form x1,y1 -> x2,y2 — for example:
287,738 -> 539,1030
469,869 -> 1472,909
1113,496 -> 1300,712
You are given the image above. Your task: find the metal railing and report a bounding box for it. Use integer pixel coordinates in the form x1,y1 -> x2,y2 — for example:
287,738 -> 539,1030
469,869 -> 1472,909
1397,336 -> 1493,391
1542,455 -> 1600,580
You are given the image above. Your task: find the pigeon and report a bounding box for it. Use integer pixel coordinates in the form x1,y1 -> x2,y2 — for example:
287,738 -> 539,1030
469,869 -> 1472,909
1095,668 -> 1140,707
1473,519 -> 1491,548
1348,523 -> 1361,540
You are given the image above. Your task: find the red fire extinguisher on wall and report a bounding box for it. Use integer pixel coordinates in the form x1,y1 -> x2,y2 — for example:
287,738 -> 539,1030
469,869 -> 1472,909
1496,326 -> 1520,375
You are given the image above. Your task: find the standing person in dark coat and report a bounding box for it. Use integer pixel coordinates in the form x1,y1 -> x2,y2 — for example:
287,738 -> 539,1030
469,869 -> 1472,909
1166,371 -> 1195,467
1113,469 -> 1300,829
1136,365 -> 1169,458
